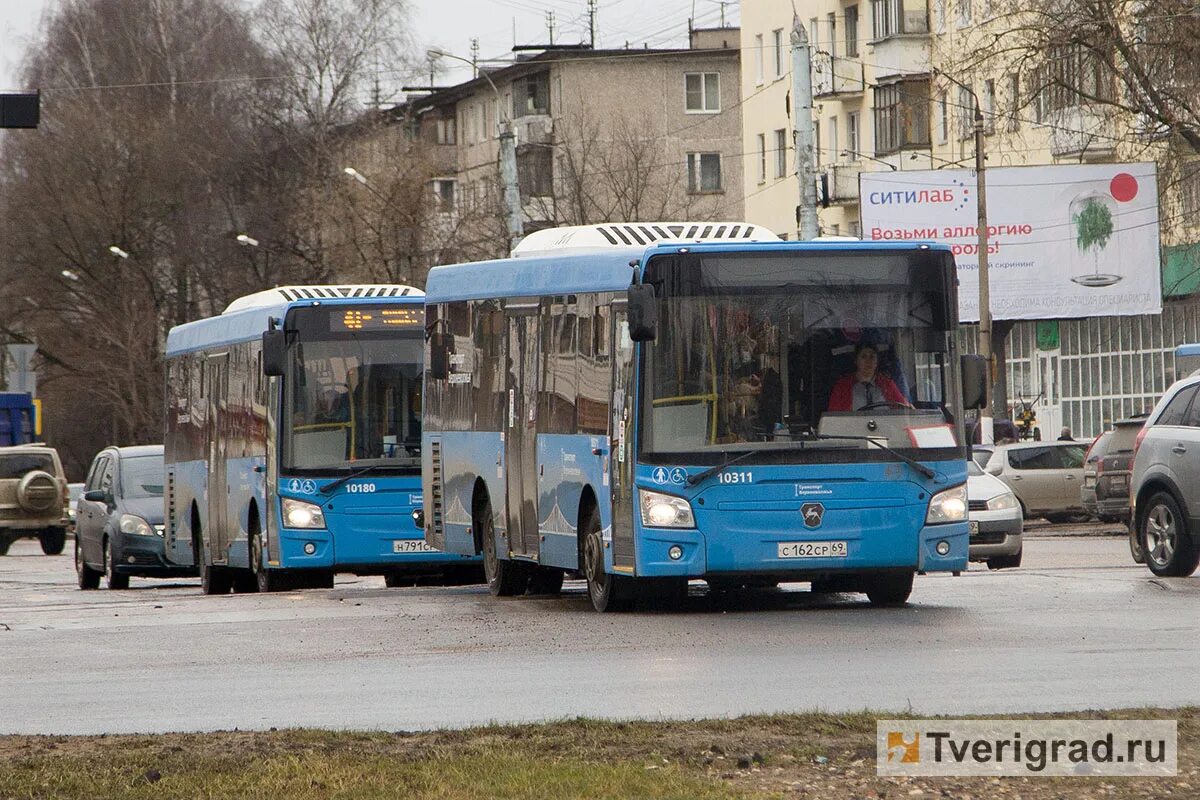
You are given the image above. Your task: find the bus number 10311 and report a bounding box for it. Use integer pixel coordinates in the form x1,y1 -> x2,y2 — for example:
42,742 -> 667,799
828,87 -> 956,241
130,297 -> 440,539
718,472 -> 753,484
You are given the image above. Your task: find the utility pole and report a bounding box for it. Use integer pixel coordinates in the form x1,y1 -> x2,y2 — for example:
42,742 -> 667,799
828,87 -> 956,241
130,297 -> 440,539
470,38 -> 480,78
587,0 -> 597,47
546,10 -> 556,44
791,17 -> 819,240
974,99 -> 994,445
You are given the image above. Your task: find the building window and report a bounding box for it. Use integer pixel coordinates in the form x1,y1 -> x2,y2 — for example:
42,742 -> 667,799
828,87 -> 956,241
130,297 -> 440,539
512,71 -> 550,117
848,220 -> 861,237
959,85 -> 974,139
827,13 -> 837,57
983,79 -> 996,134
435,117 -> 456,145
845,5 -> 859,56
934,0 -> 945,30
958,0 -> 972,27
518,147 -> 553,197
1182,163 -> 1200,220
432,179 -> 456,213
1007,74 -> 1021,130
873,79 -> 931,154
774,128 -> 788,178
828,115 -> 839,161
687,153 -> 722,193
685,72 -> 720,112
810,18 -> 819,51
938,92 -> 949,143
755,33 -> 764,84
847,111 -> 860,156
814,120 -> 821,167
1043,43 -> 1115,113
872,0 -> 905,38
757,133 -> 767,183
773,28 -> 785,78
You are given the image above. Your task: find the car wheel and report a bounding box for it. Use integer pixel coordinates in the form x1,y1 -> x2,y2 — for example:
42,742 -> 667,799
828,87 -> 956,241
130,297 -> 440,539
581,505 -> 633,613
478,498 -> 528,597
1140,492 -> 1200,577
864,571 -> 914,607
987,547 -> 1023,570
104,537 -> 130,590
39,527 -> 66,556
75,537 -> 100,590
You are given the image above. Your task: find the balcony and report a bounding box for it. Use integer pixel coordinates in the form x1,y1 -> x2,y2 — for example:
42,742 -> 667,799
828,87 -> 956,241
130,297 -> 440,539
823,163 -> 863,205
514,114 -> 553,146
1046,105 -> 1117,159
868,34 -> 930,80
812,53 -> 866,98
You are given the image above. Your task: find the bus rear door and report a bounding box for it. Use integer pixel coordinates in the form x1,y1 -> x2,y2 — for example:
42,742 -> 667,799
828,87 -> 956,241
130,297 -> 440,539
505,305 -> 540,560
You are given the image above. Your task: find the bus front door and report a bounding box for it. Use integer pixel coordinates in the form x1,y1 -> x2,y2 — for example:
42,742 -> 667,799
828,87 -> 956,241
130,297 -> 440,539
505,307 -> 540,559
205,353 -> 230,563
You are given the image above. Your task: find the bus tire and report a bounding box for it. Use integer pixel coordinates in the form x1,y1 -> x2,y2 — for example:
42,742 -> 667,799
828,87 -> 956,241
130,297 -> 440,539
250,525 -> 290,592
864,571 -> 913,607
581,506 -> 633,613
40,527 -> 66,555
478,498 -> 528,596
526,567 -> 564,596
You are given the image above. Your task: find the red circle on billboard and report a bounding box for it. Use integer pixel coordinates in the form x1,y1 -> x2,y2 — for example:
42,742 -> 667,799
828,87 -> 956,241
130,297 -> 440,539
1110,173 -> 1138,202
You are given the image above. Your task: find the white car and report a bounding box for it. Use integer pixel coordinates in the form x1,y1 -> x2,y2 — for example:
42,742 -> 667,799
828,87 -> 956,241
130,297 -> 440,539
967,459 -> 1024,569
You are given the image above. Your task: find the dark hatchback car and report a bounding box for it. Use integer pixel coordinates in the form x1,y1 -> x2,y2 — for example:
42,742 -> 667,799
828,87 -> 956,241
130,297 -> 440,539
1081,417 -> 1145,524
75,445 -> 194,589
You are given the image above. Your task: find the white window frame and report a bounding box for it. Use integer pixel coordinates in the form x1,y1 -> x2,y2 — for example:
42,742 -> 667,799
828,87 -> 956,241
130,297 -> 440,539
431,178 -> 457,214
684,72 -> 721,113
773,28 -> 785,79
757,133 -> 767,183
958,0 -> 972,28
847,111 -> 860,157
774,128 -> 788,178
754,33 -> 764,85
828,115 -> 839,162
983,78 -> 996,134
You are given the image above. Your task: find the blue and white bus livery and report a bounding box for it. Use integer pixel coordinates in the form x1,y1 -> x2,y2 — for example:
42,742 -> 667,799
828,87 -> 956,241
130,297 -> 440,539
421,224 -> 986,611
164,285 -> 481,594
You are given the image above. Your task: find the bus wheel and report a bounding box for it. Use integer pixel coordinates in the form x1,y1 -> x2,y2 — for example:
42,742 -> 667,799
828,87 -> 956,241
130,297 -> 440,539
526,567 -> 564,596
251,529 -> 289,592
478,500 -> 528,596
581,506 -> 633,613
864,572 -> 913,607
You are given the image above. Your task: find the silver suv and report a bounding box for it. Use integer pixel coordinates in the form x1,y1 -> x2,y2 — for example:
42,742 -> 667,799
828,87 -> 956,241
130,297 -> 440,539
1131,375 -> 1200,577
0,445 -> 70,555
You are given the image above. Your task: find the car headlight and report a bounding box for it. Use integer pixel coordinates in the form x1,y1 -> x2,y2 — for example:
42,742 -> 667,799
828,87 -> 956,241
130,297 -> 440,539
282,497 -> 326,529
987,492 -> 1019,511
639,488 -> 695,528
926,484 -> 967,524
119,514 -> 157,537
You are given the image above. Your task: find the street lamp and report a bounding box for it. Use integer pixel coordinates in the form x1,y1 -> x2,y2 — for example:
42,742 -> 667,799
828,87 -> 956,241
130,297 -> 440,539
108,245 -> 129,259
426,47 -> 523,253
60,269 -> 80,281
236,234 -> 259,247
343,166 -> 369,186
934,68 -> 994,445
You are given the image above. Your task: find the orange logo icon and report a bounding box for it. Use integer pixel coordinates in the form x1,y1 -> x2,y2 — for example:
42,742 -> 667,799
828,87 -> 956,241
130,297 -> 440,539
887,731 -> 920,763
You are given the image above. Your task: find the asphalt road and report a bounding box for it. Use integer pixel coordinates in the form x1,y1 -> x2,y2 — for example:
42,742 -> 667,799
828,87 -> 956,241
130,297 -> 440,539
1,527 -> 1197,735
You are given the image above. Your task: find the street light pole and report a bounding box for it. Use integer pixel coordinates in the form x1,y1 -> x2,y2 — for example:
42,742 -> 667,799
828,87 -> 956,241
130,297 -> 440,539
937,70 -> 993,445
428,49 -> 524,253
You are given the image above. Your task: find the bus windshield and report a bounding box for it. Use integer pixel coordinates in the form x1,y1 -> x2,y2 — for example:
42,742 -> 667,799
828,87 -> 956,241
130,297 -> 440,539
281,334 -> 423,474
639,250 -> 964,463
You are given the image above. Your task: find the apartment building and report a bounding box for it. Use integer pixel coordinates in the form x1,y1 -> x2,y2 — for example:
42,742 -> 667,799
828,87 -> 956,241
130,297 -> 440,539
741,0 -> 1200,438
402,30 -> 744,264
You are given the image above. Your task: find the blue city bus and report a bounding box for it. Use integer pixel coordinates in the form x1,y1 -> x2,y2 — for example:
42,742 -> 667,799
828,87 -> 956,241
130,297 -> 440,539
421,224 -> 986,611
164,285 -> 480,594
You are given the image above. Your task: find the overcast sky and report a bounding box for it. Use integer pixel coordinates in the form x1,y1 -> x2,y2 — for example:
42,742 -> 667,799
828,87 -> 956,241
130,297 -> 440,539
1,0 -> 740,95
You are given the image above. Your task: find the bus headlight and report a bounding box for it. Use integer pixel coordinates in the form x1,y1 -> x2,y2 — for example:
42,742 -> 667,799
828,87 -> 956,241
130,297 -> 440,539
119,514 -> 156,537
987,492 -> 1019,511
926,484 -> 967,524
282,498 -> 326,529
639,489 -> 695,528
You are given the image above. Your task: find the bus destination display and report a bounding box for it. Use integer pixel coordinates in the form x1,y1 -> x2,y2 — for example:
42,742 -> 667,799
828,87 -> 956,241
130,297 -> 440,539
332,307 -> 423,332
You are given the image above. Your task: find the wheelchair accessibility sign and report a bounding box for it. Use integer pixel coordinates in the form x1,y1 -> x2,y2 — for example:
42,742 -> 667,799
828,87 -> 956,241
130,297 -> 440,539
652,467 -> 688,485
287,478 -> 318,495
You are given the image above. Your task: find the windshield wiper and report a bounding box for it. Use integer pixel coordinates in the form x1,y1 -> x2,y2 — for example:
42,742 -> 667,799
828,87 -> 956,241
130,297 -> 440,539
686,450 -> 757,487
807,434 -> 937,480
318,461 -> 415,494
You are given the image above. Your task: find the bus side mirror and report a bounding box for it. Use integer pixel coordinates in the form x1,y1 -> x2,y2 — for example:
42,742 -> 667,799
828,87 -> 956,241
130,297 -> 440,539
262,330 -> 286,377
960,354 -> 987,409
429,333 -> 451,381
627,283 -> 658,342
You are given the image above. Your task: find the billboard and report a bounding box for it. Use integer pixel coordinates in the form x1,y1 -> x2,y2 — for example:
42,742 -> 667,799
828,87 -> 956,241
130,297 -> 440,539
860,163 -> 1161,322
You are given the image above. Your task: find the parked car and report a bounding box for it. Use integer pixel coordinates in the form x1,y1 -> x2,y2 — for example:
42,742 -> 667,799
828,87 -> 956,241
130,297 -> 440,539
0,445 -> 70,555
1081,417 -> 1144,524
1130,376 -> 1200,577
75,445 -> 193,589
967,459 -> 1023,569
983,441 -> 1089,522
66,482 -> 85,534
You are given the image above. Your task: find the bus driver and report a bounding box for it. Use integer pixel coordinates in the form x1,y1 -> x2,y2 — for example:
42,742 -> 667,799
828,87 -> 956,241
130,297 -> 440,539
827,341 -> 909,412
